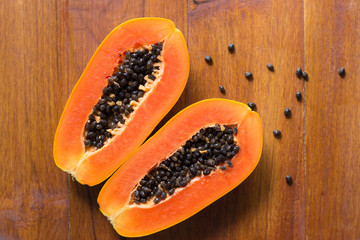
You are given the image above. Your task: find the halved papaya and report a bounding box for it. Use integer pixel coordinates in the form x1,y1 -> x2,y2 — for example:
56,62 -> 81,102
98,99 -> 263,237
53,18 -> 189,186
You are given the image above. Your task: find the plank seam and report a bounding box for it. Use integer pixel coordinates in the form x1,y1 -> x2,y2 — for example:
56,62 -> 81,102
63,0 -> 71,239
302,0 -> 307,239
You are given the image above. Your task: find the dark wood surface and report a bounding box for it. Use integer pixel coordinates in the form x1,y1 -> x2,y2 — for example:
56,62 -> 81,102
1,0 -> 359,239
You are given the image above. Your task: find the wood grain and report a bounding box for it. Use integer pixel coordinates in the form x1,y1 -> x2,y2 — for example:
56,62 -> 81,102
0,0 -> 359,239
0,0 -> 69,239
304,0 -> 360,239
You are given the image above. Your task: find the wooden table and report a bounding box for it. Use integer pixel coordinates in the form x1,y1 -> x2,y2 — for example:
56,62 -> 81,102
1,0 -> 359,239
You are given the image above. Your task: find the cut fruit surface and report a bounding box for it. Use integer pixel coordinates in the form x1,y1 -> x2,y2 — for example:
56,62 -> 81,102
53,18 -> 189,186
131,123 -> 239,205
98,99 -> 263,237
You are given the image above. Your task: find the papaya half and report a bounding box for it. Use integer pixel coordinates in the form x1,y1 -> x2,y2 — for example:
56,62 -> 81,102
53,18 -> 189,186
98,99 -> 263,237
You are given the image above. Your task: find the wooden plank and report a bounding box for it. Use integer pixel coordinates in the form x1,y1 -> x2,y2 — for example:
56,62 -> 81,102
65,1 -> 144,239
304,0 -> 360,239
183,0 -> 305,239
3,0 -> 359,239
0,0 -> 69,239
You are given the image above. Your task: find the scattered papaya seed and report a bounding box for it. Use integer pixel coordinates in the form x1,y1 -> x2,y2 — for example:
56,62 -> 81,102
296,67 -> 302,78
228,43 -> 235,53
284,108 -> 292,118
296,91 -> 302,101
204,56 -> 212,64
338,67 -> 345,77
273,130 -> 281,138
266,63 -> 274,71
247,102 -> 256,111
219,85 -> 225,94
245,72 -> 253,80
302,71 -> 308,80
286,175 -> 293,186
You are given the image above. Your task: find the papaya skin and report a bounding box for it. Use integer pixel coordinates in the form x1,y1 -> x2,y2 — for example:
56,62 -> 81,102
98,98 -> 263,237
53,18 -> 189,186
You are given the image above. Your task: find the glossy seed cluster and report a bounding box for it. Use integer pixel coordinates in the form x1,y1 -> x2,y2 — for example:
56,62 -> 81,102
133,124 -> 239,205
84,42 -> 163,149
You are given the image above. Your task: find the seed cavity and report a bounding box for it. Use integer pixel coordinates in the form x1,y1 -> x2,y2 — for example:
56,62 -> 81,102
131,124 -> 239,205
83,42 -> 164,150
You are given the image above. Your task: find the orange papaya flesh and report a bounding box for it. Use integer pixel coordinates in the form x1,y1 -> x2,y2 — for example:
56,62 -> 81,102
98,99 -> 263,237
53,18 -> 189,186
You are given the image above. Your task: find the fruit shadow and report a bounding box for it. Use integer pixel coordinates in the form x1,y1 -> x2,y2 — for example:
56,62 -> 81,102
131,153 -> 270,240
70,181 -> 127,240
